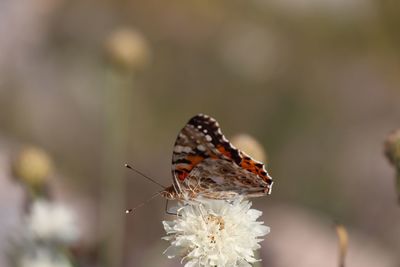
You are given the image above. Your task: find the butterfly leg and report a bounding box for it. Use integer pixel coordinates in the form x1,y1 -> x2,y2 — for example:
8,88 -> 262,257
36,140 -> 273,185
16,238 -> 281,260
165,199 -> 177,215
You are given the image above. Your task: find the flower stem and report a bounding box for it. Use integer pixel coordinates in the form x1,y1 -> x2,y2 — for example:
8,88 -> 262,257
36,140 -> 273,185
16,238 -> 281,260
99,66 -> 134,267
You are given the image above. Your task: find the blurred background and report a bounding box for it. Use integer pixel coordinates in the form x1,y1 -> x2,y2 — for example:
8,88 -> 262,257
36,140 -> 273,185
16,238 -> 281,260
1,0 -> 400,266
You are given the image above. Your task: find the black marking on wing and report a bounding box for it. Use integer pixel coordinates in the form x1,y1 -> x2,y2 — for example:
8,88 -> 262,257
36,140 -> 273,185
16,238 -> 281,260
187,114 -> 242,165
187,114 -> 221,147
173,158 -> 192,164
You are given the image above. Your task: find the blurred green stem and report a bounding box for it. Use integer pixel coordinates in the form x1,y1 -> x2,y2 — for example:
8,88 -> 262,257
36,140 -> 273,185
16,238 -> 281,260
100,67 -> 134,267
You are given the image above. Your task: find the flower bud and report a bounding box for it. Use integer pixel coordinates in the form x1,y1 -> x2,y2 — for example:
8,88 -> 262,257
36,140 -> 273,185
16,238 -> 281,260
231,133 -> 267,163
13,146 -> 52,188
384,129 -> 400,168
104,28 -> 150,71
384,129 -> 400,203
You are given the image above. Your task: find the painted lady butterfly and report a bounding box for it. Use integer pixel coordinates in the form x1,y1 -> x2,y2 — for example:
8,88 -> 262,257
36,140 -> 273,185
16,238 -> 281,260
161,114 -> 273,200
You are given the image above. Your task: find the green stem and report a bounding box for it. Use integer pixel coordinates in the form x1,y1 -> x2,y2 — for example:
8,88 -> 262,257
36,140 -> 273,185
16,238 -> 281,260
100,67 -> 134,267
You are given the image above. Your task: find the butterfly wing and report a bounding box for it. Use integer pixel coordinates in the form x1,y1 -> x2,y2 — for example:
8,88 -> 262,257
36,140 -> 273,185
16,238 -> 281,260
171,114 -> 273,199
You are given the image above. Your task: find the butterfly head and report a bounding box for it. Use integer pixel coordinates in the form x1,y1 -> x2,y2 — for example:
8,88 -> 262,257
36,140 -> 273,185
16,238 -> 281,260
161,185 -> 177,200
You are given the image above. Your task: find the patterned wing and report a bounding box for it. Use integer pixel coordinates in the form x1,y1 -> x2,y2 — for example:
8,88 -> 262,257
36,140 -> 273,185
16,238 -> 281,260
170,114 -> 273,199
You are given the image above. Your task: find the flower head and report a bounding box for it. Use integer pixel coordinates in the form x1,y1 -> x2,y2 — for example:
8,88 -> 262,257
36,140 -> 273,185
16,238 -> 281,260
384,129 -> 400,203
27,200 -> 79,244
13,146 -> 53,188
104,28 -> 150,71
162,197 -> 270,267
19,248 -> 72,267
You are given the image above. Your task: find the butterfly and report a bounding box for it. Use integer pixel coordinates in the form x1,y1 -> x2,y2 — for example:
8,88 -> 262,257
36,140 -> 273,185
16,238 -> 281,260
161,114 -> 273,200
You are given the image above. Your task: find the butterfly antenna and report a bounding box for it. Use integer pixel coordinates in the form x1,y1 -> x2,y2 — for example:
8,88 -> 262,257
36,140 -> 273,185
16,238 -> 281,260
124,163 -> 166,189
125,191 -> 162,214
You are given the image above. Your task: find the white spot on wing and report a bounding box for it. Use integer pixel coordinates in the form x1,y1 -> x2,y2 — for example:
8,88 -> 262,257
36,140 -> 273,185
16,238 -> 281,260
174,145 -> 184,153
197,145 -> 206,151
174,145 -> 193,153
205,135 -> 212,142
183,146 -> 192,153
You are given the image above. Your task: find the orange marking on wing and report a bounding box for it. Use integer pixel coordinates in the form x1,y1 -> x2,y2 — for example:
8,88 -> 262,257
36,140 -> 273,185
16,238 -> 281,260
240,160 -> 258,174
175,155 -> 205,181
216,145 -> 232,158
186,155 -> 205,166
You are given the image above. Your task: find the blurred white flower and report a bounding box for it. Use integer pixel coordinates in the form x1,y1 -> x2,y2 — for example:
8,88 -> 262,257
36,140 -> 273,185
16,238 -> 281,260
19,249 -> 72,267
27,200 -> 79,244
162,197 -> 269,267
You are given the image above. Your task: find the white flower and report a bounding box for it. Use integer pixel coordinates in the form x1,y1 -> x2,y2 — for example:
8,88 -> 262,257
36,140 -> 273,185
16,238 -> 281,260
162,197 -> 270,267
27,200 -> 79,244
19,248 -> 73,267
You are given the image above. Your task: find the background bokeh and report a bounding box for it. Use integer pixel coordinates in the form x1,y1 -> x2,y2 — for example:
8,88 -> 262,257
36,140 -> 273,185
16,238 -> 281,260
1,0 -> 400,266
